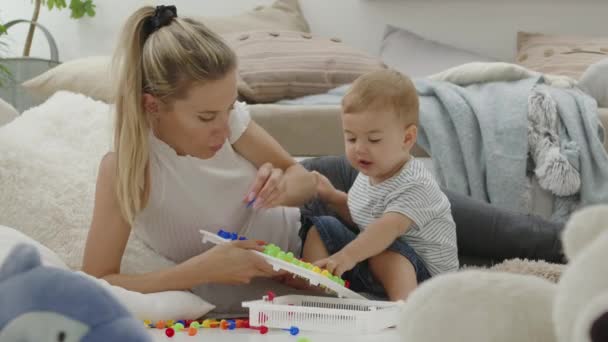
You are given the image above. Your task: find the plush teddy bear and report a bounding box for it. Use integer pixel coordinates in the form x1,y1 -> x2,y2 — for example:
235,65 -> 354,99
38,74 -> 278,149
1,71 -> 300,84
397,204 -> 608,342
0,243 -> 151,342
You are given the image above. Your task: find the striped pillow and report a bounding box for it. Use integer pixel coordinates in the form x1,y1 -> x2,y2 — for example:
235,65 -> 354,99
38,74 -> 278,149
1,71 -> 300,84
224,31 -> 385,103
516,31 -> 608,80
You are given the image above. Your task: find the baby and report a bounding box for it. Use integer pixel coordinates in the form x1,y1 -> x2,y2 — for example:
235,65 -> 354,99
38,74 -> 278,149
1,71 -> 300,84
300,69 -> 459,301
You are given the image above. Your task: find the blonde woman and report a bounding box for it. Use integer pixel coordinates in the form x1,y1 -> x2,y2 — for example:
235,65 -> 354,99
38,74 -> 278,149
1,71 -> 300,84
82,5 -> 317,310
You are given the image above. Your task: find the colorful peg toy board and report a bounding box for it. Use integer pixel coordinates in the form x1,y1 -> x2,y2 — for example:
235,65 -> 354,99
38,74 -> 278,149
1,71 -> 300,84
199,229 -> 365,299
243,295 -> 402,334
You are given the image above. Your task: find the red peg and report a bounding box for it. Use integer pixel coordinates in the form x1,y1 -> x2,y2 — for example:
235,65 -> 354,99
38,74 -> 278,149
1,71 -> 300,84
249,325 -> 269,334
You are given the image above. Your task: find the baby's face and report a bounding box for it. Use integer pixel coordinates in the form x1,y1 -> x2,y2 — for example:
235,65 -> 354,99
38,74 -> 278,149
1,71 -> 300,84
342,109 -> 415,183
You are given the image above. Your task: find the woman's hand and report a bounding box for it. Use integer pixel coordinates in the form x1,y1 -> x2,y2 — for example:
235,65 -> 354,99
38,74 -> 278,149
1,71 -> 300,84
244,162 -> 288,209
191,240 -> 277,285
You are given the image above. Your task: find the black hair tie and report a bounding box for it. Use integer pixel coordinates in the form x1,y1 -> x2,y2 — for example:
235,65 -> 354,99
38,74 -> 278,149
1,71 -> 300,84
144,5 -> 177,36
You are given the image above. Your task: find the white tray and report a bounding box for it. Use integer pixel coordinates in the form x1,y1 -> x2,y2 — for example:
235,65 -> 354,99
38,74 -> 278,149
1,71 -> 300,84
200,230 -> 364,299
242,295 -> 402,334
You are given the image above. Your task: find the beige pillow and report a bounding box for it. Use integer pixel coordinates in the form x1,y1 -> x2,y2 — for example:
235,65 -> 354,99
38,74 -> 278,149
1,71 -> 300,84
199,0 -> 309,34
21,56 -> 112,103
0,97 -> 19,126
21,0 -> 309,103
516,31 -> 608,79
226,31 -> 386,103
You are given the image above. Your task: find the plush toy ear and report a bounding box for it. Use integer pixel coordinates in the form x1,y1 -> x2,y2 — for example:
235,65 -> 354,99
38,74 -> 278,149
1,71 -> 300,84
561,205 -> 608,261
591,311 -> 608,342
0,244 -> 42,283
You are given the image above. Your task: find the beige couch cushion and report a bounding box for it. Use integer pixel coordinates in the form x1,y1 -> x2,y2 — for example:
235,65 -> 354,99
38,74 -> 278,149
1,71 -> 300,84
249,104 -> 429,157
251,104 -> 608,157
226,31 -> 385,103
516,31 -> 608,80
198,0 -> 309,34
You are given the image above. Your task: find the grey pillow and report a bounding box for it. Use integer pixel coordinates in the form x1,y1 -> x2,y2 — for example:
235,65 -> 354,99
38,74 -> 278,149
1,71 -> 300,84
579,58 -> 608,107
379,25 -> 496,78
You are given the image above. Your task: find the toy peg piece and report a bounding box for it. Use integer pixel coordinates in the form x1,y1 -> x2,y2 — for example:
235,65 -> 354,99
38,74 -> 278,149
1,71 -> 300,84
249,325 -> 269,334
282,326 -> 300,336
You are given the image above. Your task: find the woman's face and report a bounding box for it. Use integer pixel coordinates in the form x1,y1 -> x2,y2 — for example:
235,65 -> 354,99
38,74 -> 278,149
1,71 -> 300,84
150,68 -> 238,159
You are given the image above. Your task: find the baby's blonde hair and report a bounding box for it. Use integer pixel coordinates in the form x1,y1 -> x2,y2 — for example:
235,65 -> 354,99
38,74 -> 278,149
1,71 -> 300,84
112,6 -> 237,224
342,69 -> 419,126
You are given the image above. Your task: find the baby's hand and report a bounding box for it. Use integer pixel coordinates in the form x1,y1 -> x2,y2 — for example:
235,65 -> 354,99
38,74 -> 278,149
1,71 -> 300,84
312,171 -> 337,203
314,251 -> 356,277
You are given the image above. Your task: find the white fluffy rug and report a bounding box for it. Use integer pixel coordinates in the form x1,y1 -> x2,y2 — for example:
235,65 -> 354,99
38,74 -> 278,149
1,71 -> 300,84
0,91 -> 174,273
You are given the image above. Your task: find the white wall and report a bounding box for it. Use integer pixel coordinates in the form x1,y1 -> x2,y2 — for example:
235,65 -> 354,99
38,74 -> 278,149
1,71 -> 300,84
302,0 -> 608,61
0,0 -> 274,61
2,0 -> 608,62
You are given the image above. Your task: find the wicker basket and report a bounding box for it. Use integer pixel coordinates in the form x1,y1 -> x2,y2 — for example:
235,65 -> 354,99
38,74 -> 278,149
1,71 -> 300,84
0,19 -> 60,113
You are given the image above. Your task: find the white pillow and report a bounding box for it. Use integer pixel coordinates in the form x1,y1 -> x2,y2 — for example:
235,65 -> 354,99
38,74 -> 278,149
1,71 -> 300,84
0,97 -> 18,126
380,25 -> 496,78
427,62 -> 577,89
579,58 -> 608,107
0,226 -> 68,269
0,225 -> 214,321
76,272 -> 215,321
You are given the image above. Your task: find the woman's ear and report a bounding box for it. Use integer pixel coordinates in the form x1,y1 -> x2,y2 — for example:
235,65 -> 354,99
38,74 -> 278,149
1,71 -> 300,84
142,93 -> 160,114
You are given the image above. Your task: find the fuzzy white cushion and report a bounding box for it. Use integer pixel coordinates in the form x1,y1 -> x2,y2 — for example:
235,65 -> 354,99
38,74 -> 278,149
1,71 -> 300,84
554,221 -> 608,342
398,270 -> 556,342
0,91 -> 174,274
0,226 -> 214,320
561,204 -> 608,261
0,98 -> 18,127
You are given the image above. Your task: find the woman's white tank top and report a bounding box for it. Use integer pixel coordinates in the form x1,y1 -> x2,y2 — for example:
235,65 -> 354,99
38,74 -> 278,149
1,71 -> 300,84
133,102 -> 302,263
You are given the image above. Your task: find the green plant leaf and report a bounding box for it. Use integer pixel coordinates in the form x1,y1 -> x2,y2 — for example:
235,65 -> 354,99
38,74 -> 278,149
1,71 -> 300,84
47,0 -> 68,11
36,0 -> 96,19
69,0 -> 96,19
0,64 -> 12,87
85,1 -> 96,17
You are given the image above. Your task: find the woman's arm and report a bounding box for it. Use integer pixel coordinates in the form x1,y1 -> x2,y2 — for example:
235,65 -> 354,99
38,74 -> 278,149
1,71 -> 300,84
233,121 -> 317,207
82,153 -> 275,293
